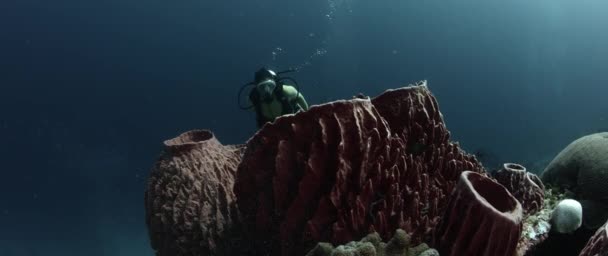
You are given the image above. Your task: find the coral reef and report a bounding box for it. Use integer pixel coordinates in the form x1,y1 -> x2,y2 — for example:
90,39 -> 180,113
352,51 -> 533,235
144,130 -> 245,255
234,82 -> 485,255
541,132 -> 608,229
433,171 -> 523,256
516,185 -> 565,255
494,163 -> 545,215
579,219 -> 608,256
541,132 -> 608,194
525,184 -> 607,255
144,83 -> 608,256
305,229 -> 438,256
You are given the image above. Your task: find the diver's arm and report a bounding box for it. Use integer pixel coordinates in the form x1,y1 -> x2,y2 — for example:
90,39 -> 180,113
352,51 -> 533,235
283,85 -> 309,111
295,92 -> 308,111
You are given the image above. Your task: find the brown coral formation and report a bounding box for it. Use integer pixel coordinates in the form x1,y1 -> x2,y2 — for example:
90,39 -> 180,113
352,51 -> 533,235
144,130 -> 244,256
234,82 -> 486,255
579,219 -> 608,256
305,229 -> 439,256
494,163 -> 545,215
433,171 -> 523,256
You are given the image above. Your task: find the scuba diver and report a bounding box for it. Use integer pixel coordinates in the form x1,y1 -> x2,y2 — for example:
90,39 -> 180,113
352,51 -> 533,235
238,67 -> 309,128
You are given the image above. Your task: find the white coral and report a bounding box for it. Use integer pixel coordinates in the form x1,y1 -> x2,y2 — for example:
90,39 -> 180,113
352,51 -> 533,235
550,199 -> 583,234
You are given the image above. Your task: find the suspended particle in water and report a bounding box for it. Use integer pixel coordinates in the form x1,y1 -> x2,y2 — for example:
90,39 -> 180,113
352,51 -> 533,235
309,32 -> 315,38
272,47 -> 283,61
314,49 -> 327,57
326,0 -> 352,20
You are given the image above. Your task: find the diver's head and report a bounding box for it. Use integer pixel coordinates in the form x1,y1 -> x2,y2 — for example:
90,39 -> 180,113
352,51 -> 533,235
256,79 -> 277,102
254,68 -> 277,84
254,68 -> 278,102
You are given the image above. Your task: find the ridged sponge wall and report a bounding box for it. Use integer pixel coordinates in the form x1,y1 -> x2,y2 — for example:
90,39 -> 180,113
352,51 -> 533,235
234,84 -> 486,255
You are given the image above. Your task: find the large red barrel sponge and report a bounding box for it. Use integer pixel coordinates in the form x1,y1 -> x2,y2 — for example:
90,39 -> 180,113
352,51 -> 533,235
433,171 -> 523,256
234,83 -> 486,256
579,219 -> 608,256
494,163 -> 545,215
144,130 -> 244,256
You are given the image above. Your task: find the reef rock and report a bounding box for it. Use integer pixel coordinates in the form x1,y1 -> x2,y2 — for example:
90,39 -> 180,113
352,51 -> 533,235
579,219 -> 608,256
541,132 -> 608,229
305,229 -> 438,256
494,163 -> 545,215
234,81 -> 486,255
144,130 -> 244,256
434,171 -> 523,256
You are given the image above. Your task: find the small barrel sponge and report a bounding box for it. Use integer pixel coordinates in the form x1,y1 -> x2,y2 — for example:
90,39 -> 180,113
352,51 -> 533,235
433,171 -> 523,256
550,199 -> 583,234
578,219 -> 608,256
304,229 -> 438,256
144,130 -> 244,256
541,132 -> 608,203
494,163 -> 545,215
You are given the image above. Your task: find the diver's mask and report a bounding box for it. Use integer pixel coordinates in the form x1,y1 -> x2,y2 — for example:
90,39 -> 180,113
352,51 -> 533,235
256,79 -> 277,102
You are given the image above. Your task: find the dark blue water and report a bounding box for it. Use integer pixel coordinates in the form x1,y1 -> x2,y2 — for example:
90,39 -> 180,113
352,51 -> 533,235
1,0 -> 607,255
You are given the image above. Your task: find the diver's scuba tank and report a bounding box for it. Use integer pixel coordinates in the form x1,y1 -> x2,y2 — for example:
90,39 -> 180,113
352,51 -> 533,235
238,67 -> 301,110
